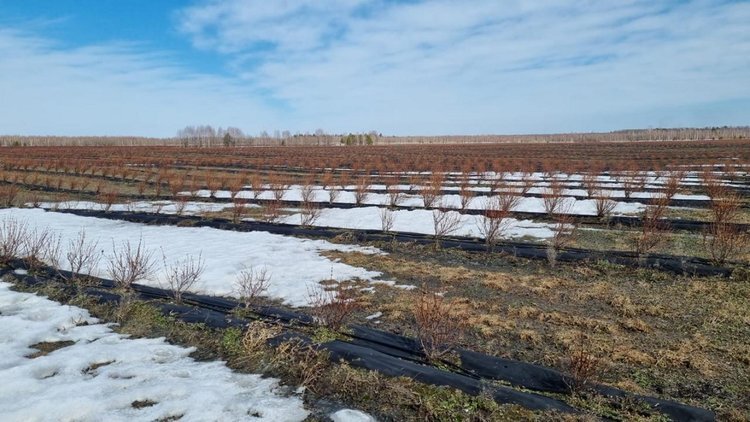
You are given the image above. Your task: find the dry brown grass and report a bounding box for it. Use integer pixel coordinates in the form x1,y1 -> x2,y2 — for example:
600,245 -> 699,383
325,248 -> 750,419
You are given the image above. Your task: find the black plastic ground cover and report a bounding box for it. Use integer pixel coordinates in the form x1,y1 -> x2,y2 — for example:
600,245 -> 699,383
458,350 -> 714,422
156,302 -> 246,329
325,339 -> 579,414
121,194 -> 746,234
7,273 -> 577,414
12,164 -> 749,197
156,294 -> 716,420
2,266 -> 715,421
99,164 -> 750,198
7,176 -> 750,230
267,332 -> 579,415
11,178 -> 750,233
148,288 -> 715,421
206,198 -> 747,234
335,186 -> 721,209
53,208 -> 741,277
347,325 -> 424,361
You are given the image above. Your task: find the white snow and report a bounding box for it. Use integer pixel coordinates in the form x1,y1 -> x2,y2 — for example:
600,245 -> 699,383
185,184 -> 658,216
330,409 -> 378,422
277,206 -> 557,239
510,196 -> 646,216
37,200 -> 247,215
0,208 -> 395,307
365,312 -> 383,320
0,282 -> 308,421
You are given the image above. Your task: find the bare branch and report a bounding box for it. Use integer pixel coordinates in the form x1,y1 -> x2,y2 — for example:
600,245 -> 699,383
234,266 -> 271,307
107,237 -> 155,290
161,251 -> 205,303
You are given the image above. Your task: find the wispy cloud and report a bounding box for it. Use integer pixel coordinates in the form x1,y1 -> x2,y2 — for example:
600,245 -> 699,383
0,1 -> 748,136
0,27 -> 281,136
176,0 -> 750,133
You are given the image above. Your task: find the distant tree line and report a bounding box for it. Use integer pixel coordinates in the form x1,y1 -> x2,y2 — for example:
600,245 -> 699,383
378,127 -> 750,145
176,125 -> 246,147
0,126 -> 747,147
175,126 -> 380,147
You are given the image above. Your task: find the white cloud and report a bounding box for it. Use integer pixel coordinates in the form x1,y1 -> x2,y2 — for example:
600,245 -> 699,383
0,27 -> 282,136
177,0 -> 750,134
1,1 -> 748,136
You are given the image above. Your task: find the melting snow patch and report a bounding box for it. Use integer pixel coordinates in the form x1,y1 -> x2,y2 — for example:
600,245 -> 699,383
37,200 -> 245,215
0,282 -> 308,421
0,208 -> 393,307
330,408 -> 378,422
365,312 -> 383,320
278,206 -> 557,239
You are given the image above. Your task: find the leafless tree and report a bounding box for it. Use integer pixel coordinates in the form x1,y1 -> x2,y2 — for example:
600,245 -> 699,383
386,184 -> 404,207
407,174 -> 420,193
161,252 -> 205,303
702,168 -> 724,201
542,179 -> 565,216
420,174 -> 443,208
320,171 -> 333,192
379,207 -> 395,232
702,186 -> 748,265
520,172 -> 535,196
353,176 -> 371,205
414,289 -> 464,362
547,203 -> 577,267
22,226 -> 54,270
42,233 -> 63,270
231,198 -> 248,223
432,205 -> 462,248
299,202 -> 322,227
227,175 -> 245,200
0,184 -> 20,207
261,200 -> 281,223
99,189 -> 119,212
174,195 -> 189,216
703,223 -> 749,266
632,196 -> 671,256
234,266 -> 271,307
621,173 -> 639,199
0,217 -> 28,264
27,192 -> 42,208
496,190 -> 522,214
65,229 -> 101,280
107,237 -> 156,290
458,182 -> 474,211
307,282 -> 362,330
300,178 -> 316,204
581,173 -> 598,198
709,187 -> 743,225
269,173 -> 289,201
206,174 -> 224,198
593,189 -> 617,220
476,197 -> 512,250
662,171 -> 684,200
328,185 -> 341,204
565,334 -> 602,393
249,173 -> 264,200
168,176 -> 184,198
488,174 -> 504,195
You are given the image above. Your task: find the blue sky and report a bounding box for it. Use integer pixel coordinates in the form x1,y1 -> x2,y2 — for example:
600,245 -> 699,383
0,0 -> 748,137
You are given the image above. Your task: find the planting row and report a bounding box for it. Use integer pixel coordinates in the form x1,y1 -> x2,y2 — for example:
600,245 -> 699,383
36,208 -> 749,276
3,264 -> 716,421
0,282 -> 311,421
1,140 -> 748,174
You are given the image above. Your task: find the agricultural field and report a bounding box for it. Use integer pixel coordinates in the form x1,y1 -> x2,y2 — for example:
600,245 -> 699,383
1,140 -> 749,421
